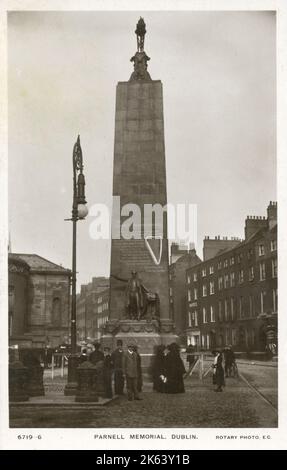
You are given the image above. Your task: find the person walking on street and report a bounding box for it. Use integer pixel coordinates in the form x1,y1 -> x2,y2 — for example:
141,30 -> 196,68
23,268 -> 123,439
103,347 -> 113,398
223,346 -> 236,377
212,350 -> 225,392
123,344 -> 142,401
111,339 -> 125,395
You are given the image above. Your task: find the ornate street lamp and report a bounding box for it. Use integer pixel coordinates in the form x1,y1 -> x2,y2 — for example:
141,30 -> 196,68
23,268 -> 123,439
64,135 -> 88,396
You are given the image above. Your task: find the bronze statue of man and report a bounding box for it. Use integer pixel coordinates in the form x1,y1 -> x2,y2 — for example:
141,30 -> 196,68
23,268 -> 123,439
125,271 -> 144,320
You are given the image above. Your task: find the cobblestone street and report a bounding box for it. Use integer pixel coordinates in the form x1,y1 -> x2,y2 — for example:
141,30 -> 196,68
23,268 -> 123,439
10,362 -> 277,428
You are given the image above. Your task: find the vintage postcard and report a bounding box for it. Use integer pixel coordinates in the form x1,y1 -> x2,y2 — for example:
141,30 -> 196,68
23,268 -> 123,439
0,0 -> 287,451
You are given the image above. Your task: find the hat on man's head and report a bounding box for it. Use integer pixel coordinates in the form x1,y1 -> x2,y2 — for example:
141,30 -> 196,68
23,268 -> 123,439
116,339 -> 123,346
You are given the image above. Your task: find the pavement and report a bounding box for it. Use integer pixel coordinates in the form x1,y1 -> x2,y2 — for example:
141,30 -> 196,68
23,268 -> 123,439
9,361 -> 277,428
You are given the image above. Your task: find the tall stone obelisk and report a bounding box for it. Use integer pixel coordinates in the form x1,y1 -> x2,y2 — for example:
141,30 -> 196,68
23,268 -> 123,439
104,18 -> 177,358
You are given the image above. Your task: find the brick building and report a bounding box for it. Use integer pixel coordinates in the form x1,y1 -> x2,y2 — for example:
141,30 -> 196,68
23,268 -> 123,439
8,253 -> 71,349
169,243 -> 201,343
76,277 -> 110,341
185,202 -> 277,352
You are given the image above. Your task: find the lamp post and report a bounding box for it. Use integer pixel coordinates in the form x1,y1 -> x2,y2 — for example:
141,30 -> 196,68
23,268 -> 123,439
64,135 -> 88,396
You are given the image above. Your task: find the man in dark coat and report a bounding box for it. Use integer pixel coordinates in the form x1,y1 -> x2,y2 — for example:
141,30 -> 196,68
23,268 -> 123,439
223,346 -> 236,377
165,343 -> 186,394
123,344 -> 141,401
89,342 -> 104,365
103,347 -> 113,398
132,345 -> 143,393
111,339 -> 125,395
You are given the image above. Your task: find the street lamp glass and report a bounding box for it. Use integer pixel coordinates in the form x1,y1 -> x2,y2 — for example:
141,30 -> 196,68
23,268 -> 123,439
77,203 -> 88,219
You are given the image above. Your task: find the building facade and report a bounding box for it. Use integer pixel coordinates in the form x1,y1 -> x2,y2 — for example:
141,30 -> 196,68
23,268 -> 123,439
76,277 -> 110,342
185,202 -> 277,353
169,244 -> 201,343
8,253 -> 71,349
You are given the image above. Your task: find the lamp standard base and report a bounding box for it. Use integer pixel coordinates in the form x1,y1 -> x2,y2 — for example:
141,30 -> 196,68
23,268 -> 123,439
64,354 -> 79,396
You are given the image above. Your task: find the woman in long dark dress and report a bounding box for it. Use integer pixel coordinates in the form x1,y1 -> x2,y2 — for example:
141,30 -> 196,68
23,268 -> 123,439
165,343 -> 186,394
212,350 -> 225,392
152,345 -> 167,393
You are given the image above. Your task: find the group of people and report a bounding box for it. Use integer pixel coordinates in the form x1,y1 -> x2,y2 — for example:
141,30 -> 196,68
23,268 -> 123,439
212,346 -> 237,392
79,340 -> 142,401
152,343 -> 186,394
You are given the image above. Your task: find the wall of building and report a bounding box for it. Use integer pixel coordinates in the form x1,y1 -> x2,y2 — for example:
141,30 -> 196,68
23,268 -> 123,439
186,204 -> 277,352
169,250 -> 201,343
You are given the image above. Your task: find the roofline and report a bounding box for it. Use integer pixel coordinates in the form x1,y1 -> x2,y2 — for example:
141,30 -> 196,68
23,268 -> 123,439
186,225 -> 277,271
11,253 -> 71,273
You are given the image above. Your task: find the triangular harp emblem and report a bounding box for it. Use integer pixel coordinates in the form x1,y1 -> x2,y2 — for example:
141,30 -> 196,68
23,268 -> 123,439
144,236 -> 163,266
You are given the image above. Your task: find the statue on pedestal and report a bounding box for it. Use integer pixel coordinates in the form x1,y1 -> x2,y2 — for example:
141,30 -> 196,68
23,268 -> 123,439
113,271 -> 159,321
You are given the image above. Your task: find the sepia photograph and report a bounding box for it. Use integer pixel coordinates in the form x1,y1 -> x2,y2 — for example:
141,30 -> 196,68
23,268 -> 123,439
1,0 -> 286,451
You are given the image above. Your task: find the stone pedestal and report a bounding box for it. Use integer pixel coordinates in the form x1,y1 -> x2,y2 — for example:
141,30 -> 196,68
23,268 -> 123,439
75,361 -> 99,403
102,319 -> 178,377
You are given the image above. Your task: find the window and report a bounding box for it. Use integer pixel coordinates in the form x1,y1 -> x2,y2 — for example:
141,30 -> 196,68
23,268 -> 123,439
218,261 -> 222,270
201,334 -> 205,348
194,288 -> 198,300
237,253 -> 243,263
249,266 -> 254,281
224,259 -> 228,268
188,289 -> 191,302
203,284 -> 207,297
247,248 -> 253,260
232,329 -> 237,346
249,295 -> 254,317
239,296 -> 244,318
230,297 -> 235,320
202,268 -> 207,277
272,258 -> 277,278
271,240 -> 277,252
209,265 -> 214,274
238,270 -> 244,284
259,244 -> 265,256
260,291 -> 266,314
193,272 -> 198,282
169,287 -> 173,296
218,301 -> 223,321
273,289 -> 278,312
218,277 -> 223,290
187,275 -> 191,284
224,274 -> 229,289
230,257 -> 235,266
210,305 -> 215,322
259,262 -> 266,281
194,310 -> 198,326
210,281 -> 215,295
224,299 -> 229,321
230,272 -> 235,287
52,297 -> 61,326
98,296 -> 102,304
203,307 -> 207,323
188,311 -> 192,327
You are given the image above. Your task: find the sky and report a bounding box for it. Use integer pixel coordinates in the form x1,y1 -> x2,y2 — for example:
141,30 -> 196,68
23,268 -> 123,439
8,11 -> 276,289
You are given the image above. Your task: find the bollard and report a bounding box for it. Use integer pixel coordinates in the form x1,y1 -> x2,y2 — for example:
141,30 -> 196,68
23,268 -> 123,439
9,361 -> 29,402
75,361 -> 99,403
